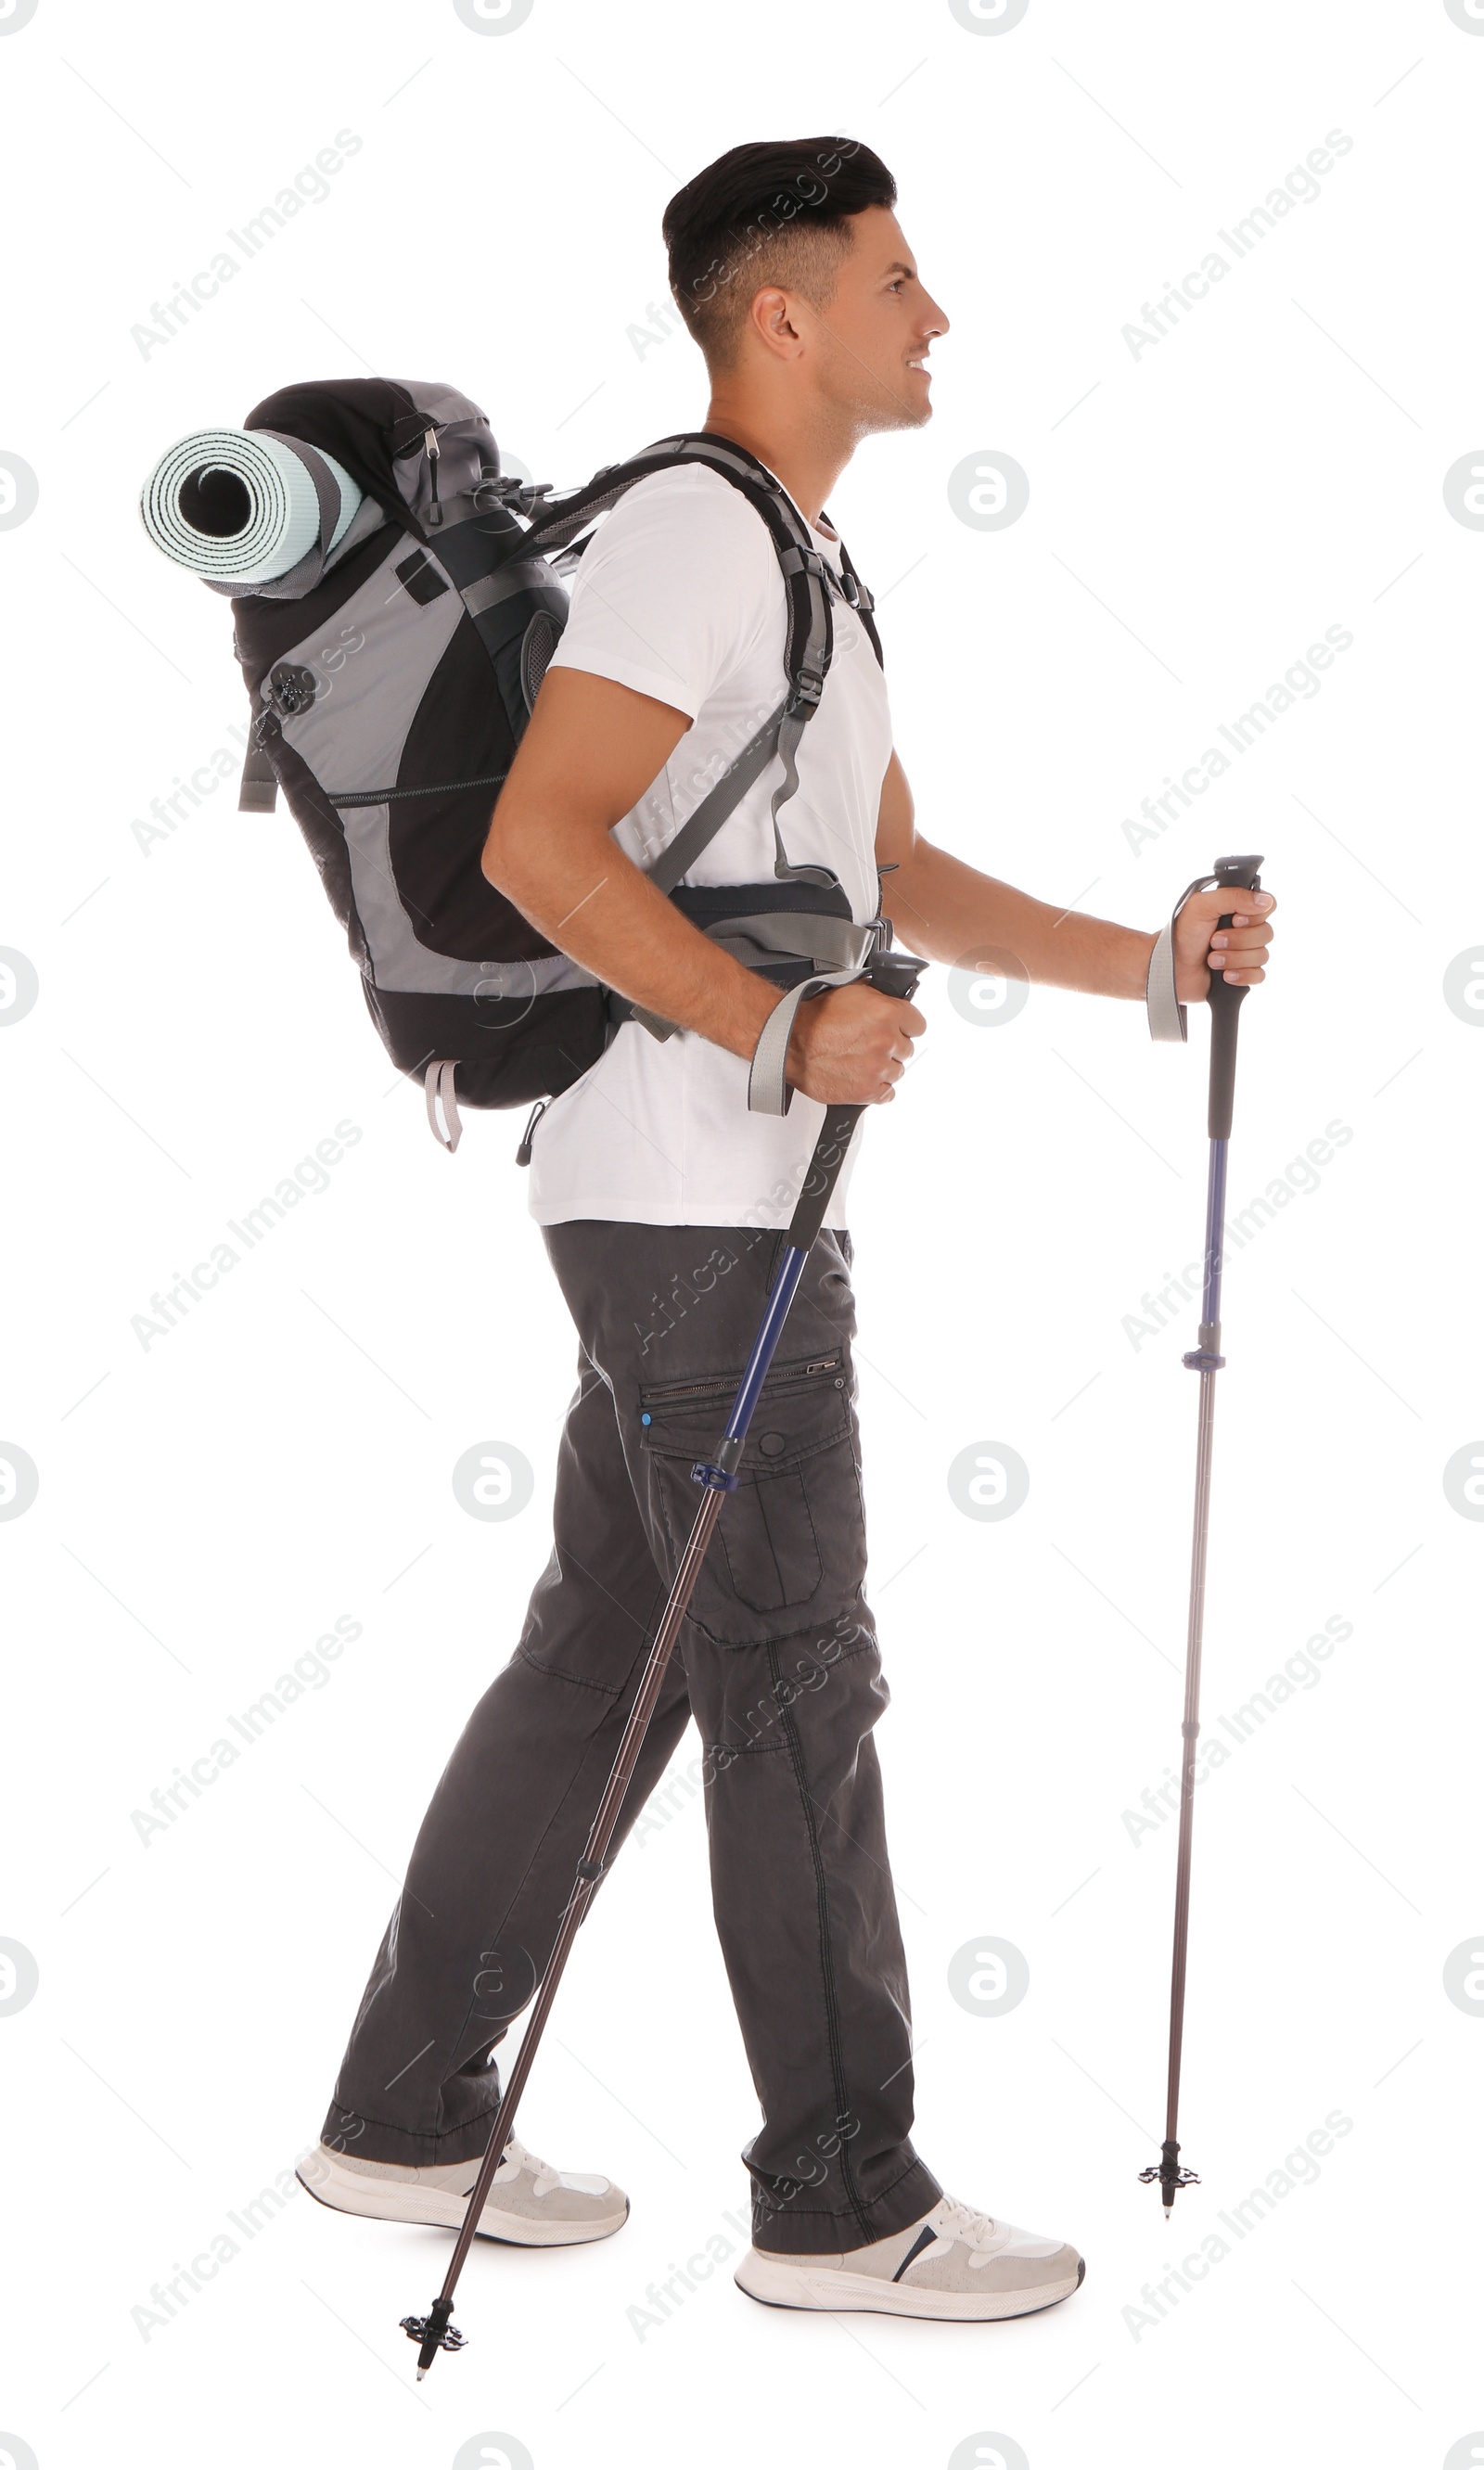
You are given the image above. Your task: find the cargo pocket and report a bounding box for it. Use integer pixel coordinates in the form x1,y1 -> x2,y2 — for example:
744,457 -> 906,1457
637,1350 -> 864,1646
723,1462 -> 822,1613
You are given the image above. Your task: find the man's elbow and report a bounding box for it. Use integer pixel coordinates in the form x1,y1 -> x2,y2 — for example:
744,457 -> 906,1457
480,797 -> 518,893
480,819 -> 552,947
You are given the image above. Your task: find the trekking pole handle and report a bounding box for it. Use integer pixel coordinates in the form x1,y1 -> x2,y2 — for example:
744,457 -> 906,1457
784,953 -> 926,1252
1206,854 -> 1263,1140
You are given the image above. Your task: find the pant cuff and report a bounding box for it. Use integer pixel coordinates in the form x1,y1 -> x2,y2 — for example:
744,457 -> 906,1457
317,2101 -> 503,2170
749,2155 -> 943,2256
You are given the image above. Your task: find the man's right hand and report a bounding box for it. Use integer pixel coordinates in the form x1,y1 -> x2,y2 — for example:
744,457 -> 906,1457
785,980 -> 926,1107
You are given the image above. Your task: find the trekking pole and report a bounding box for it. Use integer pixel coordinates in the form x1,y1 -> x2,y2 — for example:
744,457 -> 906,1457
401,947 -> 926,2375
1140,853 -> 1263,2215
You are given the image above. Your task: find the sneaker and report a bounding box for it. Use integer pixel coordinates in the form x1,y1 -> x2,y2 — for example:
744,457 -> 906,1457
734,2195 -> 1083,2322
296,2134 -> 629,2247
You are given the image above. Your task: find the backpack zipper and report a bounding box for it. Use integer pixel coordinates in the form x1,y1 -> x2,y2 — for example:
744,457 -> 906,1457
327,772 -> 508,808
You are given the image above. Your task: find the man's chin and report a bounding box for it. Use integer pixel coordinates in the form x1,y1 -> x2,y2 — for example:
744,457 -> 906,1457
855,386 -> 934,440
902,373 -> 935,428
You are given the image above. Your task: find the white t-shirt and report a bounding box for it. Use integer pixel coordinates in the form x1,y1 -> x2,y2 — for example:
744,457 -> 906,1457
527,461 -> 894,1230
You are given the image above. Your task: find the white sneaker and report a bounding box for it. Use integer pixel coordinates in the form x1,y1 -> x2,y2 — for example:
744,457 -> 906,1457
296,2134 -> 629,2247
735,2195 -> 1083,2322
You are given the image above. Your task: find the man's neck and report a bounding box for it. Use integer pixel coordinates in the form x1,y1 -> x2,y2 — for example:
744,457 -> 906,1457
699,395 -> 854,531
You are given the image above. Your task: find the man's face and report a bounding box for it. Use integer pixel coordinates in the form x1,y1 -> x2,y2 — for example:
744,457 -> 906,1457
808,205 -> 949,435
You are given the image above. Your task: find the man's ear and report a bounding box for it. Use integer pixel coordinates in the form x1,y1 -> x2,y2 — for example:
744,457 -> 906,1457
750,287 -> 807,361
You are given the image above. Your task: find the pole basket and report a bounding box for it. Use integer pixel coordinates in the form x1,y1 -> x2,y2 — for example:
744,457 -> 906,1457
1139,2140 -> 1201,2208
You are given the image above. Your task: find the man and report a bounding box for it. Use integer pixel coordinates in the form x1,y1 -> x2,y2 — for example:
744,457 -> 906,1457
300,137 -> 1275,2322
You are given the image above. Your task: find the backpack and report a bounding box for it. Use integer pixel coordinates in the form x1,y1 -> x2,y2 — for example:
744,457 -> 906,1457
158,380 -> 885,1150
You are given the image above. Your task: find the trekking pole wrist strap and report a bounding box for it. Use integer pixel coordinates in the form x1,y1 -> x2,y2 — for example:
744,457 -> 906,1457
748,970 -> 862,1115
1146,856 -> 1265,1044
748,946 -> 925,1119
1145,871 -> 1219,1043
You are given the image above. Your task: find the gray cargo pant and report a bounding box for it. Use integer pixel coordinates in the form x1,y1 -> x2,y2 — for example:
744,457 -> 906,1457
321,1218 -> 940,2253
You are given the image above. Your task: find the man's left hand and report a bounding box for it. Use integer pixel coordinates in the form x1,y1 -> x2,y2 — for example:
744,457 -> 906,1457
1172,884 -> 1276,1000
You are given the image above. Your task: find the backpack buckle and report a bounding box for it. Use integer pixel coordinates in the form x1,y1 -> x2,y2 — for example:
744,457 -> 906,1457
780,545 -> 828,582
474,474 -> 555,516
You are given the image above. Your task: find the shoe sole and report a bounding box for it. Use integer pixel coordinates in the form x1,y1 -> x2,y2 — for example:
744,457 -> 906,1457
296,2156 -> 629,2248
734,2250 -> 1085,2322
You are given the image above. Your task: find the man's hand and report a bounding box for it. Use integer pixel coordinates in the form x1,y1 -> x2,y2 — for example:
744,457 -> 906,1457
1172,884 -> 1277,1000
785,981 -> 926,1106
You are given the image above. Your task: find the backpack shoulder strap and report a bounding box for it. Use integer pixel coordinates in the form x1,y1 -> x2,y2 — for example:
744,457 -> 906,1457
828,527 -> 884,671
520,432 -> 848,890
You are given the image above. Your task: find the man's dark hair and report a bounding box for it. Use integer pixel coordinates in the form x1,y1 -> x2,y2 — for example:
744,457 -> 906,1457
663,137 -> 897,367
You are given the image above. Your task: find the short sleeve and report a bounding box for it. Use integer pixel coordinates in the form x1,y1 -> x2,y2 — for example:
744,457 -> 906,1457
544,466 -> 779,720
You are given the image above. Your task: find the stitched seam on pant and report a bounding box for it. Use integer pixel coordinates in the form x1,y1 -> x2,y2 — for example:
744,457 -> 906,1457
512,1644 -> 623,1698
767,1637 -> 875,2244
683,1609 -> 872,1652
644,1420 -> 850,1476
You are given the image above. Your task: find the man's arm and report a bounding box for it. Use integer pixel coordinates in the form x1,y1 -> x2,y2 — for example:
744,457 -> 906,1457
875,751 -> 1275,1001
481,668 -> 925,1106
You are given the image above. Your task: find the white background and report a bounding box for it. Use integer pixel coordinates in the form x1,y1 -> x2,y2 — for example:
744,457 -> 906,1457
2,2 -> 1481,2465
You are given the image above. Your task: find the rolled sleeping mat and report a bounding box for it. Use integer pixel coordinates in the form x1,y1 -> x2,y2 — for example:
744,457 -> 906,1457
139,428 -> 365,592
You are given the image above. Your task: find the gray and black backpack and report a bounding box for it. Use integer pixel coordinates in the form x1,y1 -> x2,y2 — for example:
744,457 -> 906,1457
150,379 -> 886,1152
